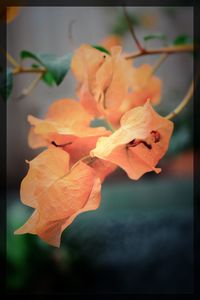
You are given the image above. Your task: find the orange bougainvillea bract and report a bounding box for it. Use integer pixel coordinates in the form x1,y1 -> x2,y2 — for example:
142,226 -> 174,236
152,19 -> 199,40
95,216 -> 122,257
91,101 -> 173,180
15,43 -> 174,247
15,146 -> 101,247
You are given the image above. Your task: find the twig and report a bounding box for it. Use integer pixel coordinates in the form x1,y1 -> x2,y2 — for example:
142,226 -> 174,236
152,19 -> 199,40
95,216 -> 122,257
16,73 -> 43,100
150,53 -> 168,76
165,81 -> 194,120
68,19 -> 76,49
123,7 -> 145,52
124,44 -> 194,59
0,48 -> 20,68
13,67 -> 45,75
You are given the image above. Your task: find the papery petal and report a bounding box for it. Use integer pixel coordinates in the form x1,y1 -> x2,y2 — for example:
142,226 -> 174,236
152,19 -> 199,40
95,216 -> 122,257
20,146 -> 70,208
27,98 -> 109,149
14,210 -> 39,235
71,44 -> 108,85
63,135 -> 116,182
91,101 -> 173,180
45,98 -> 93,126
93,46 -> 133,112
131,64 -> 153,89
89,158 -> 117,182
24,173 -> 101,247
28,127 -> 48,149
78,82 -> 102,118
100,35 -> 122,51
15,147 -> 102,247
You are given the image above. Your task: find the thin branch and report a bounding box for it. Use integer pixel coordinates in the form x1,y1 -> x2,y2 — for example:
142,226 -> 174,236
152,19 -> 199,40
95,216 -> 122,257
16,73 -> 43,100
13,67 -> 46,75
0,48 -> 20,68
124,44 -> 194,59
150,53 -> 168,76
165,81 -> 194,120
68,19 -> 77,49
123,7 -> 145,52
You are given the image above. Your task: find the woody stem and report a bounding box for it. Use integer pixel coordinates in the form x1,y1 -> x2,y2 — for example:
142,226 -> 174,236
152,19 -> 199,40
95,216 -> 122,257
13,67 -> 46,75
150,53 -> 168,76
123,7 -> 145,52
8,46 -> 193,76
0,48 -> 21,68
165,81 -> 194,120
124,44 -> 194,59
17,73 -> 43,100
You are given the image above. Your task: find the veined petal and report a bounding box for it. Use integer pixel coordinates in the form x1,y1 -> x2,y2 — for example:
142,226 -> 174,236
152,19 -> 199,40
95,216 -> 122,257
15,148 -> 102,247
91,101 -> 173,180
20,146 -> 70,208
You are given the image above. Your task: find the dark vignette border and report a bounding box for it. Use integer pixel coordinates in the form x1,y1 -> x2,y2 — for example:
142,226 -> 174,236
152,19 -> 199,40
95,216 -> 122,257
2,0 -> 199,296
0,2 -> 6,295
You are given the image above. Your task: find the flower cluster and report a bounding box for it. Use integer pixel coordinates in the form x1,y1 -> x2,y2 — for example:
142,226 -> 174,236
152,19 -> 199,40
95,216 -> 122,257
15,45 -> 173,247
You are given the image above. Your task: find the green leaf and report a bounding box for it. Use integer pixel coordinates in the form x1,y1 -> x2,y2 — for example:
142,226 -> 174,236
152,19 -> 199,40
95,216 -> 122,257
92,45 -> 110,55
20,51 -> 72,85
42,71 -> 55,86
0,67 -> 13,101
31,63 -> 54,86
173,34 -> 193,45
143,33 -> 167,42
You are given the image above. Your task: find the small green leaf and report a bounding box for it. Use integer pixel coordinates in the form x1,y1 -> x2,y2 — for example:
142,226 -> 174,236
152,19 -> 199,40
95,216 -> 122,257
0,67 -> 13,101
92,45 -> 110,55
20,51 -> 72,85
42,72 -> 55,86
143,33 -> 167,42
173,34 -> 193,45
31,63 -> 54,86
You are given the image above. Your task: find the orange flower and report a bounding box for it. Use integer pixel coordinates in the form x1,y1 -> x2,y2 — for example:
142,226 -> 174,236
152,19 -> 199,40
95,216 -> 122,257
6,6 -> 20,23
91,101 -> 173,180
28,98 -> 116,183
71,45 -> 108,117
0,6 -> 21,23
93,46 -> 133,115
100,34 -> 122,51
14,146 -> 101,247
130,64 -> 162,105
105,64 -> 162,128
63,137 -> 117,181
71,45 -> 133,120
71,45 -> 162,129
28,98 -> 109,148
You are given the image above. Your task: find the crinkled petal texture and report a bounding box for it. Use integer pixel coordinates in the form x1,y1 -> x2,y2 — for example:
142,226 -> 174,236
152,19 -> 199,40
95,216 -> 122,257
28,98 -> 109,148
107,64 -> 162,128
71,45 -> 162,129
71,45 -> 133,121
93,47 -> 133,113
71,45 -> 108,117
63,136 -> 116,181
91,101 -> 173,180
129,63 -> 162,106
14,146 -> 101,247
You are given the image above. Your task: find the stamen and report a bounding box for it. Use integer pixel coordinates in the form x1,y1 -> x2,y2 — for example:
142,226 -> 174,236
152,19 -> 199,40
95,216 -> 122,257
128,139 -> 152,149
151,130 -> 161,143
51,141 -> 72,147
